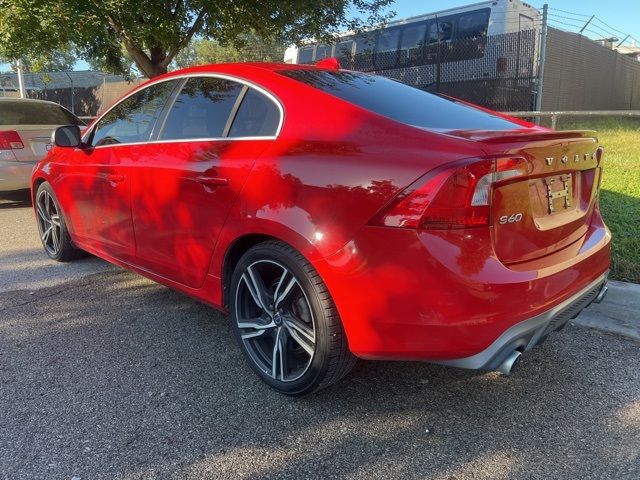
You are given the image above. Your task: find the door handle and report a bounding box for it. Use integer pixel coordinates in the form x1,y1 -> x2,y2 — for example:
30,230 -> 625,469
195,176 -> 230,187
106,173 -> 125,183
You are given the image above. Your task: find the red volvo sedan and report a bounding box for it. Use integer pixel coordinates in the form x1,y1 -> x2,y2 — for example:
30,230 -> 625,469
32,61 -> 610,396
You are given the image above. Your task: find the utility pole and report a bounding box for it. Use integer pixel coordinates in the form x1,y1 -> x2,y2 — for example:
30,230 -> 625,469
534,4 -> 548,115
17,59 -> 26,98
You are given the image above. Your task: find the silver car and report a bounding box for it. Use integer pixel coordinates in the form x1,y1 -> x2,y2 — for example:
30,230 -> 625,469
0,98 -> 84,192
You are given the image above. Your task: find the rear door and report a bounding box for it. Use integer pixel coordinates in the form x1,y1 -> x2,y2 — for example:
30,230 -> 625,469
131,76 -> 282,288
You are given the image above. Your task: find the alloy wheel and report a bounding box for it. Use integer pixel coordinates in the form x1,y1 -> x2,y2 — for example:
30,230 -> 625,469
235,259 -> 316,383
36,188 -> 62,257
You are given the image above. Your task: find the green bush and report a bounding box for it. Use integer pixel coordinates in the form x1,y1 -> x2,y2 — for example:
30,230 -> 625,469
558,117 -> 640,284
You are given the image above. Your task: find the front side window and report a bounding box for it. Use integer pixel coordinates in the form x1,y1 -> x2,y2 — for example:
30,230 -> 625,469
160,77 -> 244,140
91,80 -> 179,146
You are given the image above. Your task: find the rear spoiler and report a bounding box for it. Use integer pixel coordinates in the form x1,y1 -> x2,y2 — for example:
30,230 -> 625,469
431,129 -> 599,144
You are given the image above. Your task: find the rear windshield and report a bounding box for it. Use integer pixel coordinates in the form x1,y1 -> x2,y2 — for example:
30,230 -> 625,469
278,69 -> 522,131
0,100 -> 84,126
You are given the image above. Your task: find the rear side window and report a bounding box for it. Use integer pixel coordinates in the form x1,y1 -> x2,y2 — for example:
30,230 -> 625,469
160,77 -> 244,140
0,100 -> 83,126
278,69 -> 522,131
229,88 -> 280,137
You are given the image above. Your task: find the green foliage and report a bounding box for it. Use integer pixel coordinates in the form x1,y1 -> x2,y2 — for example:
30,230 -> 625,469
0,0 -> 394,78
559,117 -> 640,283
1,49 -> 77,74
173,36 -> 285,68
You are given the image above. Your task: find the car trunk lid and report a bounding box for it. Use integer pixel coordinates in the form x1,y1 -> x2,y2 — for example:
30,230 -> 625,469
446,129 -> 602,263
1,125 -> 56,163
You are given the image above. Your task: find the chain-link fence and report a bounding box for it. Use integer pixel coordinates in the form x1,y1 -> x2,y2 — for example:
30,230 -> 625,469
299,29 -> 541,112
0,72 -> 143,117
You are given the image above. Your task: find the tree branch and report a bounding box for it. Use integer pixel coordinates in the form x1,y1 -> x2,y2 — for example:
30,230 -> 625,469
161,6 -> 207,69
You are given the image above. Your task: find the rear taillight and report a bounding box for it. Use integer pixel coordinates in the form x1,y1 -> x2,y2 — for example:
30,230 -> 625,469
375,158 -> 528,230
0,131 -> 24,150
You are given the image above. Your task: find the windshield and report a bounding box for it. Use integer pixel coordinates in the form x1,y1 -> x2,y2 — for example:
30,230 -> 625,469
278,69 -> 524,131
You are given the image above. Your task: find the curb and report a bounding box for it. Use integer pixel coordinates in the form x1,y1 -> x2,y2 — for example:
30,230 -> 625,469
571,280 -> 640,341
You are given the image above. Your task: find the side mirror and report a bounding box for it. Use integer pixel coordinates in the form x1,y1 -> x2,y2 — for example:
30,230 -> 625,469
53,125 -> 82,148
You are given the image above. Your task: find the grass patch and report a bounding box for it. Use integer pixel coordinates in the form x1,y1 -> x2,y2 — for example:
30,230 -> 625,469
558,117 -> 640,283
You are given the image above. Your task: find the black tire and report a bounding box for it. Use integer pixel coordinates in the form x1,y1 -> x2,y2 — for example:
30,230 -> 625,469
35,182 -> 85,262
230,241 -> 357,396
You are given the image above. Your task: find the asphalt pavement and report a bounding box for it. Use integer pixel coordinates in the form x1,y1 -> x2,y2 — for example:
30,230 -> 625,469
1,191 -> 639,479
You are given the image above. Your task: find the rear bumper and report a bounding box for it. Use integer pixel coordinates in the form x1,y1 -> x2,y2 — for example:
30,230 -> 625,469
0,158 -> 35,192
314,221 -> 611,363
434,272 -> 608,370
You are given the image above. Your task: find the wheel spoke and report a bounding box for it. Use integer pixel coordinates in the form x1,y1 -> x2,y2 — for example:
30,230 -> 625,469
238,316 -> 276,340
271,328 -> 288,380
242,265 -> 272,313
41,225 -> 52,245
36,202 -> 50,223
273,269 -> 298,311
50,213 -> 61,228
51,221 -> 61,252
44,192 -> 53,216
283,314 -> 316,357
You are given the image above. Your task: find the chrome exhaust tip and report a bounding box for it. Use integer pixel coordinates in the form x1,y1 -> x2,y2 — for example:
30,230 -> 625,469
593,284 -> 608,304
495,350 -> 522,376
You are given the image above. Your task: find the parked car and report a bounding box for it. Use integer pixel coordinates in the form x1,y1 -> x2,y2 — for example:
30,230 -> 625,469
0,98 -> 84,192
31,61 -> 611,396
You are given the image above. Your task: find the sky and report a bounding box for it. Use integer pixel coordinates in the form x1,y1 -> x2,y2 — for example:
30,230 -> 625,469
387,0 -> 640,46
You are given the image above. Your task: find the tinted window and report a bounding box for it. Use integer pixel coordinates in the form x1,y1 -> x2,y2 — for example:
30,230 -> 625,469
315,44 -> 333,61
375,27 -> 401,69
160,77 -> 244,140
428,18 -> 454,43
457,10 -> 490,39
278,70 -> 522,131
91,80 -> 179,146
298,46 -> 314,64
229,89 -> 280,137
0,100 -> 84,126
354,33 -> 375,71
399,22 -> 427,65
335,39 -> 354,59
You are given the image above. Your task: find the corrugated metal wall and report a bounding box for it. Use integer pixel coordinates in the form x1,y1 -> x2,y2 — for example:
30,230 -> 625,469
542,27 -> 640,111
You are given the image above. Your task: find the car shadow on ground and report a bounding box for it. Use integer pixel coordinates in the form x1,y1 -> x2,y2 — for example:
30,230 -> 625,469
0,189 -> 32,209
